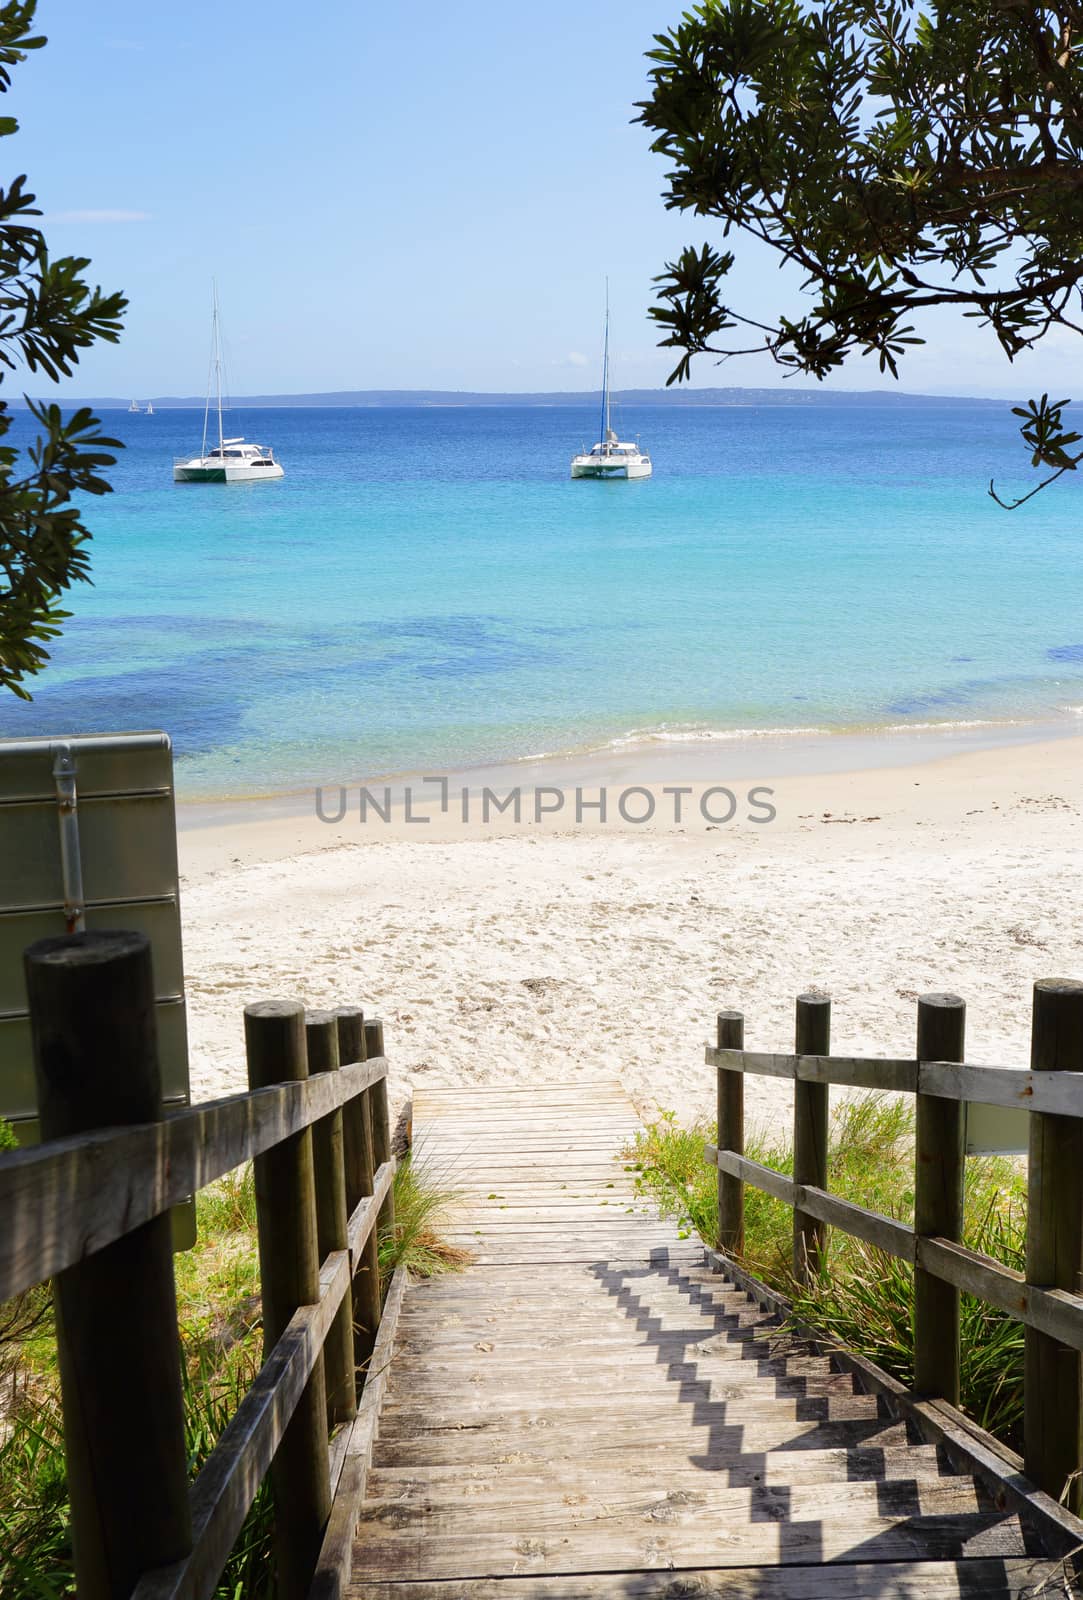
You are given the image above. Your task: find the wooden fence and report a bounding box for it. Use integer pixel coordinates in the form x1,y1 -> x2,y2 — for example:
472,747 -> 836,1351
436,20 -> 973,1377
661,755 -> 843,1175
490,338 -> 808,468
706,983 -> 1083,1514
1,929 -> 397,1600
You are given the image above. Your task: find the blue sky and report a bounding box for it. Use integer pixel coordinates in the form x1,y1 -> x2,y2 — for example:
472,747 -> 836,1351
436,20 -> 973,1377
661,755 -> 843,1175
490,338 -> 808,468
12,0 -> 1081,399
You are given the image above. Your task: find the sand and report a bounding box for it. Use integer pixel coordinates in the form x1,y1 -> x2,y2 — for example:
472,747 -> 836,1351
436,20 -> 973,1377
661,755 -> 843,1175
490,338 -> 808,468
175,729 -> 1083,1140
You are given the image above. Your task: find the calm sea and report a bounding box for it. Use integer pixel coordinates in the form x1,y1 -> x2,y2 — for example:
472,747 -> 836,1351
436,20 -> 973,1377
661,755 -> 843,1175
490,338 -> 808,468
3,401 -> 1083,798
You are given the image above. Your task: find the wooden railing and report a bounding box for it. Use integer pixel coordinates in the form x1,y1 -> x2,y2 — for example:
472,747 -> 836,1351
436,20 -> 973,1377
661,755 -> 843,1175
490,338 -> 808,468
1,930 -> 398,1600
704,984 -> 1083,1514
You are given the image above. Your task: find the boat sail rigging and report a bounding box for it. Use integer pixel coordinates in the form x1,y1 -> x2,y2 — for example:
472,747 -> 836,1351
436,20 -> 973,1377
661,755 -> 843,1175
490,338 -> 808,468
173,284 -> 284,483
570,285 -> 651,480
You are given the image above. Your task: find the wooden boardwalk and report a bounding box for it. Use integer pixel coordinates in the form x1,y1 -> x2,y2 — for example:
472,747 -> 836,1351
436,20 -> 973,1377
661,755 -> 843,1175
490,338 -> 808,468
349,1082 -> 1071,1598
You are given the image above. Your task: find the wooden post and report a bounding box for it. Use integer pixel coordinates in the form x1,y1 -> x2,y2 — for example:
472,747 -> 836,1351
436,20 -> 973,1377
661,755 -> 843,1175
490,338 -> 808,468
336,1008 -> 382,1391
23,931 -> 192,1599
1025,979 -> 1083,1511
306,1009 -> 357,1427
363,1017 -> 396,1240
716,1010 -> 745,1256
913,992 -> 966,1405
792,992 -> 830,1286
245,1000 -> 331,1596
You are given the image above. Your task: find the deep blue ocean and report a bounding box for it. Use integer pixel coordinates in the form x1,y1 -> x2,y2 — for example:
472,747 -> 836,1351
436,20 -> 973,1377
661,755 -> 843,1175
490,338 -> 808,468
4,400 -> 1083,798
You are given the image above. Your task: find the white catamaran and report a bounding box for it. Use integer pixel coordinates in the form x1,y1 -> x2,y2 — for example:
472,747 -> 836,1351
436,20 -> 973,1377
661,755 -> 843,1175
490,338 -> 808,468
173,286 -> 284,483
570,293 -> 651,480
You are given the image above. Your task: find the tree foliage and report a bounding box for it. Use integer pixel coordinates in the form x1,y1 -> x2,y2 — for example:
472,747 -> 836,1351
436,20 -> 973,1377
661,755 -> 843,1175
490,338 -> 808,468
0,0 -> 125,699
638,0 -> 1083,506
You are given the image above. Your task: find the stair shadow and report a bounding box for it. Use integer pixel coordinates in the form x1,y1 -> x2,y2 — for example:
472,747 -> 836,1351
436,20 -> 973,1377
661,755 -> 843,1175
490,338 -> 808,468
582,1250 -> 1042,1581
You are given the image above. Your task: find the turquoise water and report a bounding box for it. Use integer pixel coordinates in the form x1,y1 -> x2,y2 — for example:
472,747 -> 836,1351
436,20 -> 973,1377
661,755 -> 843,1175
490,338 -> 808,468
4,401 -> 1083,798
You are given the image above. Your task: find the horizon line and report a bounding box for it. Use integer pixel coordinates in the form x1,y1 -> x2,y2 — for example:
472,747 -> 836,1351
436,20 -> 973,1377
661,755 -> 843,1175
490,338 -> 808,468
16,383 -> 1013,409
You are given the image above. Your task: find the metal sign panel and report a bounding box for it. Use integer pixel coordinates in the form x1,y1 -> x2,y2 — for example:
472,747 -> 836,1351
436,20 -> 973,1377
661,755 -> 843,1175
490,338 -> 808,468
964,1101 -> 1028,1157
0,731 -> 191,1144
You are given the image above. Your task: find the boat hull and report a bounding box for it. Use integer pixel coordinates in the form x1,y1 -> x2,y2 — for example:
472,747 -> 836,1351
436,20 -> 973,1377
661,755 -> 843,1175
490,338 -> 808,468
571,458 -> 652,480
173,461 -> 284,483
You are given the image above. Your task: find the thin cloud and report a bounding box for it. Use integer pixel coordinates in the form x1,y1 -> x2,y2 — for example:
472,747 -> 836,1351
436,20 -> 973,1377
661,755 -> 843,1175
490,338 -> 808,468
563,351 -> 589,368
42,209 -> 151,224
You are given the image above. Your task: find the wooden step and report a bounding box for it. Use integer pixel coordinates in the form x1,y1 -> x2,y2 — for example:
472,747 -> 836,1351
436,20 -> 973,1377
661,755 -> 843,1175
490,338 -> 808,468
371,1414 -> 920,1467
348,1500 -> 1028,1583
347,1556 -> 1074,1598
365,1443 -> 958,1499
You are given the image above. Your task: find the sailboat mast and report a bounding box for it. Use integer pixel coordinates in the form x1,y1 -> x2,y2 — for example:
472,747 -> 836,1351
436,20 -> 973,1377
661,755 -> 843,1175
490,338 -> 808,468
600,281 -> 611,451
213,281 -> 224,454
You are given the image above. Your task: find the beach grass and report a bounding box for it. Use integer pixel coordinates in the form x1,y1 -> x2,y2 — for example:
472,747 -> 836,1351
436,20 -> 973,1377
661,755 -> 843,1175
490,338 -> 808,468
625,1094 -> 1027,1447
0,1149 -> 463,1598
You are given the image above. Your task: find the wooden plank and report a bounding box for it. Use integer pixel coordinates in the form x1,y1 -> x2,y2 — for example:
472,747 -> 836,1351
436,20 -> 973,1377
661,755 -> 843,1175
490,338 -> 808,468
349,1504 -> 1027,1582
307,1012 -> 356,1428
25,931 -> 192,1599
347,1558 -> 1074,1599
707,1145 -> 794,1205
380,1391 -> 891,1430
792,995 -> 829,1284
707,1047 -> 919,1094
246,1000 -> 332,1598
921,1059 -> 1083,1117
914,995 -> 966,1405
365,1442 -> 954,1495
705,1148 -> 915,1260
716,1010 -> 745,1255
1025,980 -> 1083,1512
357,1474 -> 988,1534
798,1186 -> 915,1261
308,1265 -> 409,1600
346,1160 -> 395,1266
0,1055 -> 388,1301
372,1414 -> 917,1467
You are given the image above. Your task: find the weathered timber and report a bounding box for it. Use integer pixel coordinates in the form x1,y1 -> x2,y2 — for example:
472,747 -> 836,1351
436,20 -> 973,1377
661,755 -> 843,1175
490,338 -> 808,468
24,931 -> 192,1600
921,1059 -> 1083,1115
792,993 -> 830,1284
346,1161 -> 395,1266
363,1018 -> 395,1240
0,1055 -> 386,1301
348,1560 -> 1074,1599
336,1007 -> 383,1392
707,1145 -> 914,1257
309,1266 -> 409,1600
246,1000 -> 331,1597
914,994 -> 966,1405
1025,979 -> 1083,1513
708,1046 -> 918,1093
716,1010 -> 744,1255
307,1010 -> 357,1427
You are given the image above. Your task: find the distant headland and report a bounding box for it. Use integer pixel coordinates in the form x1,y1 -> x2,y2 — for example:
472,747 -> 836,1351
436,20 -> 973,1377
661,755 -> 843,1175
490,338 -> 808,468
24,386 -> 1007,410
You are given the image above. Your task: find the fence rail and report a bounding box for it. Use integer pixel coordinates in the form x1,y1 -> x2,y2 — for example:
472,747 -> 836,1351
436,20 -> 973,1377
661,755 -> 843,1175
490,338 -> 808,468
705,981 -> 1083,1515
5,929 -> 397,1600
710,1045 -> 1083,1113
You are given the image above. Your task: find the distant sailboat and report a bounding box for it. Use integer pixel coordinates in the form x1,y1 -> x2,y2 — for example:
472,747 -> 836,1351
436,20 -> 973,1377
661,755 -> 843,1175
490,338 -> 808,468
128,399 -> 141,414
570,287 -> 651,480
173,284 -> 284,483
145,401 -> 154,415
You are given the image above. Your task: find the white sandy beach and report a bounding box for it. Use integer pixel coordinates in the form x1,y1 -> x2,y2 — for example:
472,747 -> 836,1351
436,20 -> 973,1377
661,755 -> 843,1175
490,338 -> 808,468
176,730 -> 1083,1138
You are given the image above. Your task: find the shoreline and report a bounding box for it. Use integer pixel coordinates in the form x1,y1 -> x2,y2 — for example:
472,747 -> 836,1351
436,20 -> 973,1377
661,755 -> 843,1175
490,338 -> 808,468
175,715 -> 1081,856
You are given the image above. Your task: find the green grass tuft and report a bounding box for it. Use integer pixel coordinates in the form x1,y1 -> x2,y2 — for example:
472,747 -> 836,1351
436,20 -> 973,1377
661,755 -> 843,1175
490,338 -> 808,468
379,1152 -> 472,1282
